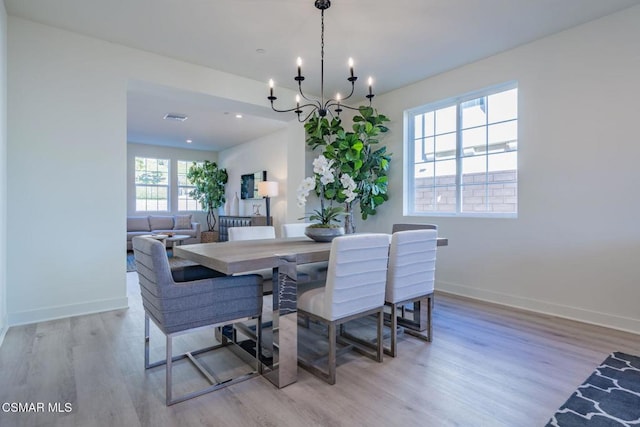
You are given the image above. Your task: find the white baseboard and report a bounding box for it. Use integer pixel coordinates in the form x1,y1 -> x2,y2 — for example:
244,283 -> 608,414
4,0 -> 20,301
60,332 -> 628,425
437,280 -> 640,335
8,297 -> 129,327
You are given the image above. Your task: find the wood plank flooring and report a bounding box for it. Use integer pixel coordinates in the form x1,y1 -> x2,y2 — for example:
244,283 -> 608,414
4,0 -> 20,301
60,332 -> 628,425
1,272 -> 639,426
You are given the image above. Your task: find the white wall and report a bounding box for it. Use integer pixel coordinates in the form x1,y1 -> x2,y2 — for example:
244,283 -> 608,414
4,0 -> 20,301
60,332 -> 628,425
218,121 -> 305,236
366,5 -> 640,333
126,142 -> 217,228
6,17 -> 293,325
7,6 -> 639,335
0,2 -> 7,345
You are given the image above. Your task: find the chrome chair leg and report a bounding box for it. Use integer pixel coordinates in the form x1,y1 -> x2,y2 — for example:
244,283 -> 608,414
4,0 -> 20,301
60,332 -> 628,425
376,309 -> 384,361
328,322 -> 337,385
144,314 -> 151,368
385,303 -> 399,357
166,335 -> 173,406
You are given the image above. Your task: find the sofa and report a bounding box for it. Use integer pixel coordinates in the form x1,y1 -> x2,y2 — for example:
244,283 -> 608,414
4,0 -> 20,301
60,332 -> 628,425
127,215 -> 201,250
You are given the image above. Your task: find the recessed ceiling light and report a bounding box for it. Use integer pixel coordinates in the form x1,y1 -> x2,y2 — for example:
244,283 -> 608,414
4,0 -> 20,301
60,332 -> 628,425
256,48 -> 266,54
235,114 -> 243,119
164,113 -> 188,122
186,139 -> 192,144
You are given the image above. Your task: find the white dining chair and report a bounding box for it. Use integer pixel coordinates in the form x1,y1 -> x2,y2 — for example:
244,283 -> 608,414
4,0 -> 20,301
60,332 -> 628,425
297,233 -> 390,384
281,222 -> 327,281
281,222 -> 312,238
391,223 -> 438,233
226,226 -> 277,294
385,229 -> 437,357
228,226 -> 276,241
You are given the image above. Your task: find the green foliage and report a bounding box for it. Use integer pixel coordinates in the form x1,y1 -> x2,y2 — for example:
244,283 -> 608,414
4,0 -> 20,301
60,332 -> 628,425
186,161 -> 228,231
136,171 -> 165,185
305,106 -> 392,220
300,206 -> 346,227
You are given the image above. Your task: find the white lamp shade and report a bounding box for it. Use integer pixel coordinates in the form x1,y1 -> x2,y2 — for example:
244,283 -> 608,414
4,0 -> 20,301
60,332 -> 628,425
258,181 -> 279,198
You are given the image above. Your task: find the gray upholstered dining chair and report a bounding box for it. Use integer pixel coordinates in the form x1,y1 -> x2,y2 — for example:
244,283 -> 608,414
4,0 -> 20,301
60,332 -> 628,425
385,229 -> 438,357
297,233 -> 390,384
132,236 -> 264,405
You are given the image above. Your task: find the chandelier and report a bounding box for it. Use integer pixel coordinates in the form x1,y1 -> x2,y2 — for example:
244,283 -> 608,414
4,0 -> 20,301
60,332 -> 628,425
267,0 -> 375,122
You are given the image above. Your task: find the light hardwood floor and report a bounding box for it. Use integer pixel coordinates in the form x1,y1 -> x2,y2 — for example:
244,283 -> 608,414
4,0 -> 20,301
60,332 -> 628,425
1,272 -> 639,427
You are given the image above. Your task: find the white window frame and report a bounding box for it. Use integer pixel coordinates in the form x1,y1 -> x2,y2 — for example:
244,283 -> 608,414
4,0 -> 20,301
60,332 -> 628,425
134,156 -> 170,212
177,160 -> 203,212
404,81 -> 518,218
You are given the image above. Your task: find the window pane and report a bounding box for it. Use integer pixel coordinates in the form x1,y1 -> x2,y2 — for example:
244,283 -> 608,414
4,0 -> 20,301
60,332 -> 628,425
434,159 -> 455,177
414,185 -> 434,212
423,136 -> 435,159
414,115 -> 423,139
462,127 -> 486,153
435,185 -> 456,213
435,133 -> 456,159
461,97 -> 487,129
462,156 -> 487,184
488,88 -> 517,124
414,162 -> 433,179
487,183 -> 517,213
488,152 -> 517,174
177,161 -> 187,174
423,111 -> 435,136
414,168 -> 435,212
414,138 -> 424,162
461,183 -> 487,212
435,106 -> 456,134
177,160 -> 202,211
488,121 -> 517,147
157,159 -> 169,173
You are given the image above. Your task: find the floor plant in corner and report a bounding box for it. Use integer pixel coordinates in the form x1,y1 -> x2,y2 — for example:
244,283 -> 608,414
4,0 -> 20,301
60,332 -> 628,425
186,160 -> 228,233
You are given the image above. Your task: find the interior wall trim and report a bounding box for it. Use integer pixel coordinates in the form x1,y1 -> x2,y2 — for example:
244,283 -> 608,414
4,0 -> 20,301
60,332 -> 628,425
7,297 -> 129,327
437,280 -> 640,336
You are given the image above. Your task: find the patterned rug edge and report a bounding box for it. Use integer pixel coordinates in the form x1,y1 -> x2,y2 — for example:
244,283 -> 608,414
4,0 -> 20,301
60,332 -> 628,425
546,351 -> 640,427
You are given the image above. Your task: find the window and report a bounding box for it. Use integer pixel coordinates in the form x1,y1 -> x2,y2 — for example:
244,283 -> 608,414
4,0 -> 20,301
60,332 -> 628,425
406,82 -> 518,217
177,160 -> 202,211
135,157 -> 169,211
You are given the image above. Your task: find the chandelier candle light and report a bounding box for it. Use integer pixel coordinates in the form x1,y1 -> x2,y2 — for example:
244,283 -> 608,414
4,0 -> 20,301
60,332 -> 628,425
267,0 -> 375,122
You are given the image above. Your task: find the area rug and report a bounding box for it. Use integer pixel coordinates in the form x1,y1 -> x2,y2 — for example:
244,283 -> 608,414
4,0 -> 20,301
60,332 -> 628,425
546,352 -> 640,426
126,250 -> 198,272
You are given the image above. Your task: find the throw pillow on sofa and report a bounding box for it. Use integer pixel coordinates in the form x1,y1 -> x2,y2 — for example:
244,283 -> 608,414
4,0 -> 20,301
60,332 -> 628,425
149,216 -> 174,230
128,216 -> 150,232
174,214 -> 192,230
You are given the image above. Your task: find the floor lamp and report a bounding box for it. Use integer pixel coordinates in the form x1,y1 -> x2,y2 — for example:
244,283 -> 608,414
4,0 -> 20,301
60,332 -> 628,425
258,181 -> 278,226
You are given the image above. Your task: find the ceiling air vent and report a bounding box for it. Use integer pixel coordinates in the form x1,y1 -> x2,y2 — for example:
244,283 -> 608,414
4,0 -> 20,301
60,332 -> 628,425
163,113 -> 188,122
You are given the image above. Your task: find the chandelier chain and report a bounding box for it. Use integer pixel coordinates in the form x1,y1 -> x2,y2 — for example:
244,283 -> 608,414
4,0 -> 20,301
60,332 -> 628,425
320,9 -> 325,108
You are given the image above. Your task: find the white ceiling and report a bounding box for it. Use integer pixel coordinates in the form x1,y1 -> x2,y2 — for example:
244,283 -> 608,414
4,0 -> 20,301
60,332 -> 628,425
6,0 -> 640,151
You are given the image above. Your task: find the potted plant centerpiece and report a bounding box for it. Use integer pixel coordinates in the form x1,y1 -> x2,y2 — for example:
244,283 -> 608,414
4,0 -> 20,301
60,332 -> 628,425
186,160 -> 228,242
296,154 -> 358,242
304,106 -> 392,233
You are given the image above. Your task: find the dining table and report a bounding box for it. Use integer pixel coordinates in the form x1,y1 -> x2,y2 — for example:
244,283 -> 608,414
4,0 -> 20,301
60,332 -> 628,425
174,235 -> 448,388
